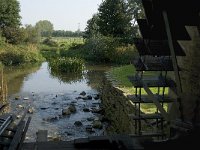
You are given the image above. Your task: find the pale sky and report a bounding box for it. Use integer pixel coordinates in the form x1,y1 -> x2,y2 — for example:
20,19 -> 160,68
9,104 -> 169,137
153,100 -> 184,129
18,0 -> 102,31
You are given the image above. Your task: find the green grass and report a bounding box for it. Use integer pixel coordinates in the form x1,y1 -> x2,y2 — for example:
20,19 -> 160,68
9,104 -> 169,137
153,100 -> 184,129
108,64 -> 169,113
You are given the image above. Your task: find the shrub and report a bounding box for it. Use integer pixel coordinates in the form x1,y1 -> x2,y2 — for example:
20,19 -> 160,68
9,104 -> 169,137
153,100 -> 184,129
48,57 -> 84,73
0,44 -> 44,65
60,36 -> 138,64
42,37 -> 58,47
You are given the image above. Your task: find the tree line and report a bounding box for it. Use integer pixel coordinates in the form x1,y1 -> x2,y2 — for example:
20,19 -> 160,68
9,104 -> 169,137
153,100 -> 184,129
0,0 -> 83,45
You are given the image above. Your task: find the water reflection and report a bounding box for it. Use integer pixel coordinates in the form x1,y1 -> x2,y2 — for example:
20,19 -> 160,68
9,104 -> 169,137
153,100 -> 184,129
48,65 -> 84,84
5,62 -> 111,142
4,63 -> 41,95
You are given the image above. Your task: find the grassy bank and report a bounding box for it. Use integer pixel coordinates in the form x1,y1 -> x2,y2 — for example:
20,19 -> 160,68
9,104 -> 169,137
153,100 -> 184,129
0,43 -> 44,66
107,65 -> 168,113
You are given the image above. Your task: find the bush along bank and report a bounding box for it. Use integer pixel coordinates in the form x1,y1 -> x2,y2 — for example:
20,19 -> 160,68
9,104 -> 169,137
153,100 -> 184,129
60,36 -> 138,65
0,43 -> 44,66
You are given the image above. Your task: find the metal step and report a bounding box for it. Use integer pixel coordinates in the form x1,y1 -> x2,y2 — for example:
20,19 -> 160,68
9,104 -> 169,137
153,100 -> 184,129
129,113 -> 163,120
133,56 -> 181,71
127,95 -> 174,103
128,76 -> 176,88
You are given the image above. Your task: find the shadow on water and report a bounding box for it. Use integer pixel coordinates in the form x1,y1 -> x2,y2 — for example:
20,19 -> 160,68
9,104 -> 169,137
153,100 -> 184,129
5,62 -> 112,142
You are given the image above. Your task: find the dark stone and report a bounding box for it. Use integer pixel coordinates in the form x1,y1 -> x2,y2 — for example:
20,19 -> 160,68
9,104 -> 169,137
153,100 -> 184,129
52,102 -> 57,105
43,116 -> 59,122
92,120 -> 103,129
80,91 -> 86,96
87,95 -> 92,100
94,94 -> 100,100
87,117 -> 95,121
15,96 -> 20,100
85,125 -> 94,133
68,105 -> 76,113
65,131 -> 73,136
40,107 -> 49,110
83,108 -> 90,112
74,121 -> 83,126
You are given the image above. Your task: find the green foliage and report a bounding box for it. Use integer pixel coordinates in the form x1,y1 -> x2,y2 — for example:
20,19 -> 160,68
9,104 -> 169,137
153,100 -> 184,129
48,57 -> 84,73
23,25 -> 41,44
42,37 -> 58,47
61,36 -> 137,64
0,0 -> 21,28
0,44 -> 44,65
0,0 -> 21,43
84,14 -> 100,38
2,27 -> 25,44
52,30 -> 84,37
97,0 -> 133,39
35,20 -> 54,37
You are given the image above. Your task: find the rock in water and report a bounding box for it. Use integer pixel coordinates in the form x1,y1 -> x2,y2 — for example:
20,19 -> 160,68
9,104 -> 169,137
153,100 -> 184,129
92,120 -> 103,129
15,96 -> 20,100
68,105 -> 76,113
80,91 -> 86,96
74,121 -> 83,126
83,108 -> 90,112
62,108 -> 72,115
87,95 -> 92,100
62,105 -> 76,116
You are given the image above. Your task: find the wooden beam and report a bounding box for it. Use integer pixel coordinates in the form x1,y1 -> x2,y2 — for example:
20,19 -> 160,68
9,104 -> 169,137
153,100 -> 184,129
162,10 -> 183,120
143,83 -> 169,121
8,121 -> 25,150
18,117 -> 32,150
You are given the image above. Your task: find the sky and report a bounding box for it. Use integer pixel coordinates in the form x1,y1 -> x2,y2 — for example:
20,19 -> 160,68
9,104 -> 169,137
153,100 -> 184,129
18,0 -> 102,31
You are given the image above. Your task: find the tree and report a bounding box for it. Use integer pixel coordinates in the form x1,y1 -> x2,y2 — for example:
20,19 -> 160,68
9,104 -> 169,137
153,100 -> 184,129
0,0 -> 21,29
97,0 -> 133,39
85,14 -> 100,38
35,20 -> 54,37
2,27 -> 25,44
23,25 -> 40,43
0,0 -> 21,43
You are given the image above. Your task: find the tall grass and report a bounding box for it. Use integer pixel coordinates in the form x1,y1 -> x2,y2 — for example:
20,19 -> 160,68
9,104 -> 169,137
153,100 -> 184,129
48,57 -> 85,73
0,44 -> 44,65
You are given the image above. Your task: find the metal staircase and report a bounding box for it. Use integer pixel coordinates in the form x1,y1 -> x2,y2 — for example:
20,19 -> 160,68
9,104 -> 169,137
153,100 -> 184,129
128,0 -> 199,139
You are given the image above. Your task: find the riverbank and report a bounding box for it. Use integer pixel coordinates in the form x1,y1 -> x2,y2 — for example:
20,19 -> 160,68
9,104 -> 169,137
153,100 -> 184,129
107,65 -> 168,113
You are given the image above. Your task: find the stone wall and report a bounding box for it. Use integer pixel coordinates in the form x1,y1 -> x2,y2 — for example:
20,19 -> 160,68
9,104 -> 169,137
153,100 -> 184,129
100,78 -> 134,134
177,26 -> 200,124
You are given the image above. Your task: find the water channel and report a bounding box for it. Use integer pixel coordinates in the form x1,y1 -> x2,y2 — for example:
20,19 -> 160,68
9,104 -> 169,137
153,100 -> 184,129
4,62 -> 111,142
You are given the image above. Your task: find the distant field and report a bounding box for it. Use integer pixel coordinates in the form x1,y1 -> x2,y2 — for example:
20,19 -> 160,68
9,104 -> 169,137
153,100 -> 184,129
41,37 -> 84,45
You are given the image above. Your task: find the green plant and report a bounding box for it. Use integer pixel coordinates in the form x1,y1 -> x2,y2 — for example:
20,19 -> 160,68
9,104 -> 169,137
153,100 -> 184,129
48,57 -> 84,73
0,44 -> 44,65
42,37 -> 58,47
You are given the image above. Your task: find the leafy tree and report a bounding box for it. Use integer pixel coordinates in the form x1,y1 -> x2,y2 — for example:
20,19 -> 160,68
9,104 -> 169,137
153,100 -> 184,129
35,20 -> 54,37
0,0 -> 21,43
97,0 -> 133,40
85,14 -> 100,38
0,0 -> 21,29
23,25 -> 40,43
2,27 -> 25,44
